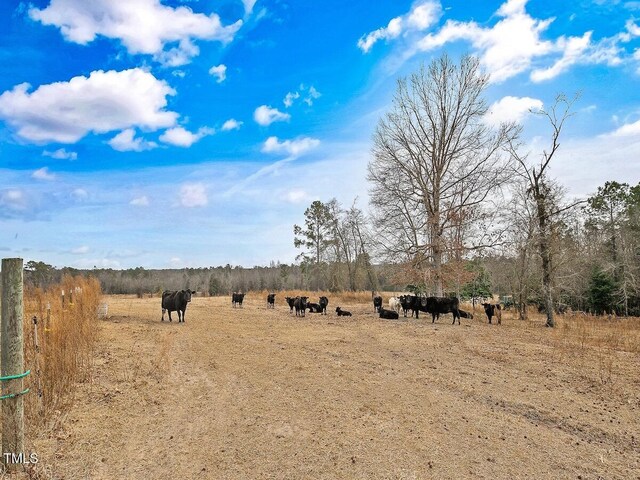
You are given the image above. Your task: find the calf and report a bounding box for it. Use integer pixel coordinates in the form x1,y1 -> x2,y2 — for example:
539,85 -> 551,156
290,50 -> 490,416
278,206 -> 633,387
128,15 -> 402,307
161,289 -> 193,323
388,296 -> 401,313
373,296 -> 383,312
307,302 -> 321,313
267,293 -> 276,308
459,309 -> 474,320
318,296 -> 329,315
398,295 -> 414,317
335,307 -> 352,316
482,303 -> 502,324
294,296 -> 308,317
285,296 -> 296,313
379,307 -> 399,320
231,292 -> 245,308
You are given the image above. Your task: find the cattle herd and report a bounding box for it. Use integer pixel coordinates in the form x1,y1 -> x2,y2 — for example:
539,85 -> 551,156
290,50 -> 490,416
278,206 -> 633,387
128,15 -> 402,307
159,289 -> 504,325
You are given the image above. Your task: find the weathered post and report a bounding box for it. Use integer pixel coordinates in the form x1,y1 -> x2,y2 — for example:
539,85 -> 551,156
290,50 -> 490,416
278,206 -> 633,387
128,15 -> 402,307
1,258 -> 25,472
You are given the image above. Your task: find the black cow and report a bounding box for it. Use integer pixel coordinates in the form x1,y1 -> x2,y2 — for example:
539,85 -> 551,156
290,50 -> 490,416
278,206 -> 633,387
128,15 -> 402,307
285,296 -> 296,313
294,296 -> 308,317
459,309 -> 474,320
482,303 -> 502,324
161,289 -> 193,323
426,297 -> 461,324
307,302 -> 321,313
267,293 -> 276,308
379,307 -> 399,320
232,292 -> 245,308
398,295 -> 414,317
373,296 -> 383,312
318,296 -> 329,315
336,307 -> 352,316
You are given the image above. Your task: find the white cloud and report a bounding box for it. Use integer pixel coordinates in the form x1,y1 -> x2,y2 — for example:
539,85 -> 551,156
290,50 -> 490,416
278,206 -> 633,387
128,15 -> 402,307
209,64 -> 227,83
243,0 -> 257,15
283,189 -> 310,204
253,105 -> 290,126
304,86 -> 321,106
43,148 -> 77,160
485,96 -> 543,126
608,119 -> 640,137
29,0 -> 243,66
32,167 -> 56,181
221,119 -> 242,131
261,136 -> 320,158
180,183 -> 207,207
71,245 -> 89,254
130,195 -> 150,206
0,189 -> 27,211
358,0 -> 441,53
108,128 -> 158,152
283,91 -> 300,108
0,68 -> 177,144
159,126 -> 213,147
530,32 -> 592,82
71,188 -> 88,200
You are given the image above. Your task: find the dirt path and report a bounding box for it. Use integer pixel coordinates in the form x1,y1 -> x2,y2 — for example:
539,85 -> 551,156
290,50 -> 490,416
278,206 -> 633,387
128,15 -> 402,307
31,295 -> 640,479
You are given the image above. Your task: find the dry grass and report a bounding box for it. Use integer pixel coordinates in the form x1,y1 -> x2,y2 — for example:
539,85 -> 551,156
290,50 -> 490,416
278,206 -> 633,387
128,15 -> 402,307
23,275 -> 102,431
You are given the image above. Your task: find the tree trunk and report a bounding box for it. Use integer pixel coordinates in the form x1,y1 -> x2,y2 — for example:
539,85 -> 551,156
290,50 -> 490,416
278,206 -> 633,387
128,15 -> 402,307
536,193 -> 555,327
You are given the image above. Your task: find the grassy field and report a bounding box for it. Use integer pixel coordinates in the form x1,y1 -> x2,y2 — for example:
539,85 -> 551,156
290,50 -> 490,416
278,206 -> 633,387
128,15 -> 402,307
26,292 -> 640,479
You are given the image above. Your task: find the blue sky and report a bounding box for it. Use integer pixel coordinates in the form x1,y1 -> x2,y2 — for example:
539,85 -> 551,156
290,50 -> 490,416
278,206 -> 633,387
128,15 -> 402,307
1,0 -> 639,269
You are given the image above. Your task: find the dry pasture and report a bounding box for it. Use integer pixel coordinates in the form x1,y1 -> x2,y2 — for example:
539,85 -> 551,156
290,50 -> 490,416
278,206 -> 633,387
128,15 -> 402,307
28,293 -> 640,479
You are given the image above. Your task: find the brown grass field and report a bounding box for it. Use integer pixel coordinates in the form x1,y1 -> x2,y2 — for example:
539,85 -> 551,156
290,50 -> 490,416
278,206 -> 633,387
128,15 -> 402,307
23,292 -> 640,479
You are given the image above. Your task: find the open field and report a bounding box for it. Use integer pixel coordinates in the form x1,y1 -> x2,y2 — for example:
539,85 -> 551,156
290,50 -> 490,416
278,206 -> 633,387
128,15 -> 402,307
28,293 -> 640,479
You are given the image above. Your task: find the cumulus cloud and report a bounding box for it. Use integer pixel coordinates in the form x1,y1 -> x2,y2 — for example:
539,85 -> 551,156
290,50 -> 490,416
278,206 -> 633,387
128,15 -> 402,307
0,189 -> 27,212
130,195 -> 150,206
180,182 -> 207,207
358,0 -> 441,52
0,68 -> 177,144
254,105 -> 290,126
221,119 -> 242,131
108,128 -> 158,151
29,0 -> 243,66
608,119 -> 640,137
71,188 -> 88,200
209,64 -> 227,83
32,167 -> 57,181
485,96 -> 543,126
530,32 -> 592,82
43,148 -> 77,160
159,126 -> 213,147
243,0 -> 257,15
261,136 -> 320,158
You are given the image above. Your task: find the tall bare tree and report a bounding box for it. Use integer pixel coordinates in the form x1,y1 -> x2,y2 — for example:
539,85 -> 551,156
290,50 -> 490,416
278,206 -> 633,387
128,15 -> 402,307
368,53 -> 517,295
507,94 -> 581,327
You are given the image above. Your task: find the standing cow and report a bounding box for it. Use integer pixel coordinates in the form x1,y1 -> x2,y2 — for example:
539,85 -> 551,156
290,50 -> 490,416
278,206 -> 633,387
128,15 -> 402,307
318,296 -> 329,315
161,289 -> 194,323
267,293 -> 276,308
482,303 -> 502,324
373,296 -> 383,313
232,292 -> 245,308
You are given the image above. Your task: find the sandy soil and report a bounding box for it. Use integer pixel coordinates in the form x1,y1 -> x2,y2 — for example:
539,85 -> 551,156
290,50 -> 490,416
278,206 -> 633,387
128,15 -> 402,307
27,294 -> 640,479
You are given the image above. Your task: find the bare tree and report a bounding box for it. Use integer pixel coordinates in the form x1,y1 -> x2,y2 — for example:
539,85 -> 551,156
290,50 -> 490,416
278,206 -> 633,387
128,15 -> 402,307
368,53 -> 517,295
507,94 -> 582,327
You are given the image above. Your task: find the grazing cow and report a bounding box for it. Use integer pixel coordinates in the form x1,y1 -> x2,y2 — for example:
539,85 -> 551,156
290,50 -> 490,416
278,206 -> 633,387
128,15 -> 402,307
482,303 -> 502,324
294,296 -> 308,317
307,302 -> 321,313
336,307 -> 352,317
267,293 -> 276,308
318,296 -> 329,315
379,307 -> 399,320
373,296 -> 383,313
285,296 -> 296,313
459,309 -> 474,320
388,296 -> 401,313
161,289 -> 193,323
231,292 -> 245,308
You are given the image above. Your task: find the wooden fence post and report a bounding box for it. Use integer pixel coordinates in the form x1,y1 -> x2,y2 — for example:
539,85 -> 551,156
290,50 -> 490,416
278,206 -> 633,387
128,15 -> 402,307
1,258 -> 25,472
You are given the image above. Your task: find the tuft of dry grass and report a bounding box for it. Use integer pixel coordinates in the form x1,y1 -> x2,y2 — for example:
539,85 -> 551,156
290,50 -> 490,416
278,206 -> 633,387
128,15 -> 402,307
23,275 -> 102,431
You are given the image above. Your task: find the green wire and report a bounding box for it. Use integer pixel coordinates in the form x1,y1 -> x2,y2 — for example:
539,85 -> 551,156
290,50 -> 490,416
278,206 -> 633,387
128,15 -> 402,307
0,369 -> 30,381
0,388 -> 30,401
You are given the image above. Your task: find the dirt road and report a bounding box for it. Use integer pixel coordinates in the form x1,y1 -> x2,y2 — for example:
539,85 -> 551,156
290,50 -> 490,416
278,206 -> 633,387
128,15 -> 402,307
31,295 -> 640,479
